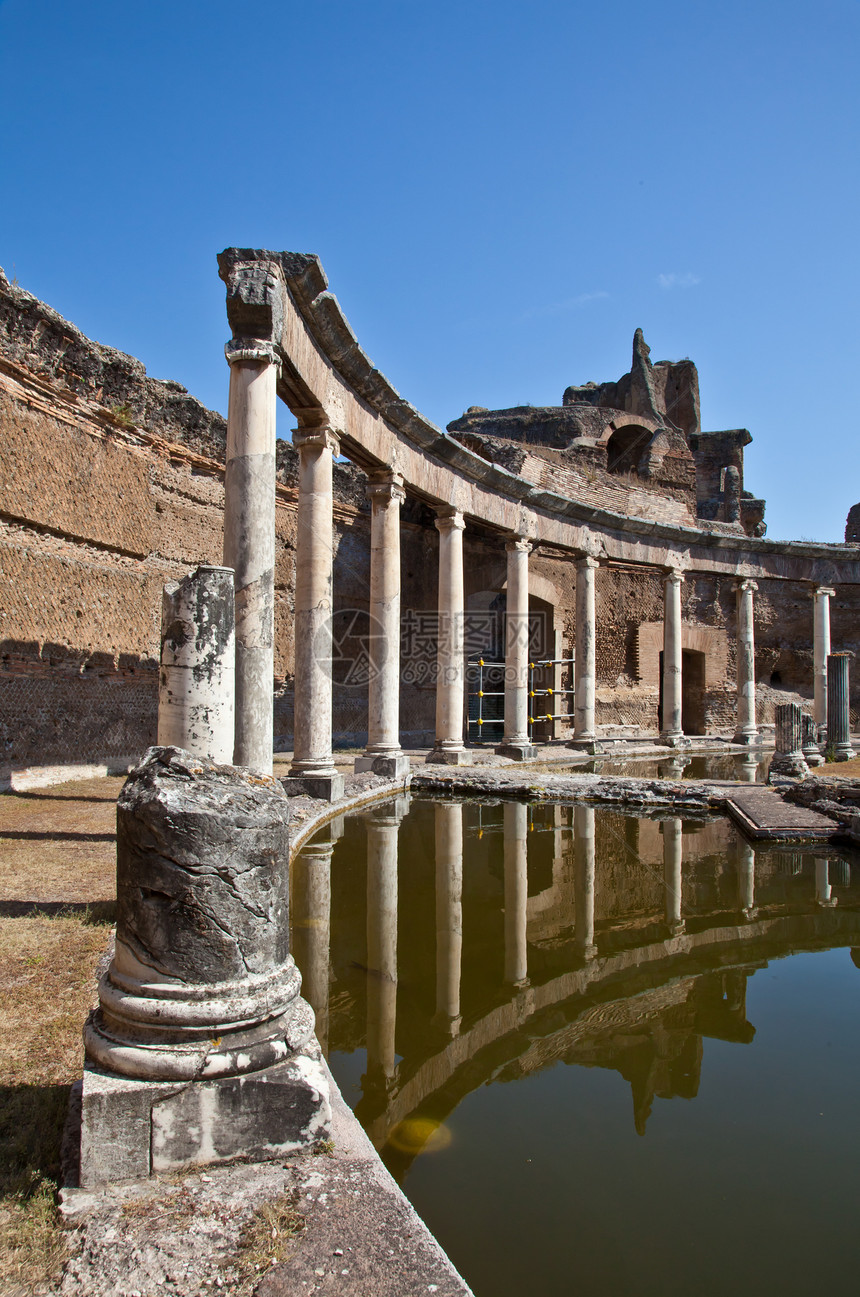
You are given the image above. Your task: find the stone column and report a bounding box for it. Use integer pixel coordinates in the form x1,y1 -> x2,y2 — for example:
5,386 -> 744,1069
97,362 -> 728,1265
827,653 -> 855,760
733,578 -> 759,746
434,802 -> 463,1034
365,801 -> 403,1084
815,859 -> 837,907
503,800 -> 529,986
737,840 -> 757,919
223,342 -> 278,774
663,817 -> 685,936
661,568 -> 688,747
801,713 -> 824,767
497,536 -> 536,761
81,749 -> 330,1186
769,702 -> 809,778
811,586 -> 835,738
288,425 -> 344,801
291,827 -> 338,1055
569,555 -> 599,752
428,509 -> 469,765
157,566 -> 235,763
355,472 -> 410,779
574,805 -> 597,960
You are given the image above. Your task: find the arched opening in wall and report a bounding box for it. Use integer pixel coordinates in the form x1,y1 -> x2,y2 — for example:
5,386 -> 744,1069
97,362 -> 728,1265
681,649 -> 706,735
463,589 -> 559,744
606,425 -> 651,475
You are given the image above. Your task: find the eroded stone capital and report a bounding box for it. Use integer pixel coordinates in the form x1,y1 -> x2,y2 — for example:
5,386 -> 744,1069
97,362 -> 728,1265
575,554 -> 599,572
225,339 -> 281,368
663,567 -> 684,587
506,535 -> 532,555
293,426 -> 341,456
811,585 -> 836,599
367,470 -> 406,507
435,508 -> 466,535
734,578 -> 758,594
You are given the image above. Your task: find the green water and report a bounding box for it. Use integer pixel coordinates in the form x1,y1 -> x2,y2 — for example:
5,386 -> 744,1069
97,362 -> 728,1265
291,797 -> 860,1297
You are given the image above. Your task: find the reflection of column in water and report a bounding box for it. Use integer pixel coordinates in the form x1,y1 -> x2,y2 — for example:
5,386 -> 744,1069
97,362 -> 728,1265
736,754 -> 760,783
366,807 -> 401,1082
829,858 -> 850,888
504,801 -> 529,985
434,803 -> 463,1033
737,839 -> 757,919
573,805 -> 597,960
815,858 -> 838,907
663,817 -> 685,935
291,839 -> 334,1054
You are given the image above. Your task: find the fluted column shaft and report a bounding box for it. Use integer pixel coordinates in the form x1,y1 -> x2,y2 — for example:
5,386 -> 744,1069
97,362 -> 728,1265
812,587 -> 834,734
435,802 -> 463,1030
498,537 -> 535,759
428,510 -> 468,764
733,578 -> 759,745
223,345 -> 278,773
291,426 -> 339,779
827,653 -> 855,760
571,555 -> 598,748
356,473 -> 409,777
661,569 -> 685,746
503,801 -> 529,986
574,804 -> 597,960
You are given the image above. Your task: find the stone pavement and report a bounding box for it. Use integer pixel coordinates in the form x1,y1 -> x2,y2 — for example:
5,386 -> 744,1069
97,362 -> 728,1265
723,786 -> 841,842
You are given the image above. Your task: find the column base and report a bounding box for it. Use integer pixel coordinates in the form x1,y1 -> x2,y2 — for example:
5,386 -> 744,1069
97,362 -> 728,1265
426,746 -> 471,766
79,1045 -> 330,1189
732,729 -> 762,747
567,737 -> 603,755
768,752 -> 809,780
495,742 -> 537,761
665,920 -> 686,939
833,745 -> 857,761
802,746 -> 825,767
282,772 -> 345,802
575,943 -> 598,963
353,752 -> 412,779
660,732 -> 691,749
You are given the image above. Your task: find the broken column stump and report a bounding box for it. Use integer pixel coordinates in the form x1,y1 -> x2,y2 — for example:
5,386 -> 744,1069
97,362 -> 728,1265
768,703 -> 809,780
80,746 -> 330,1187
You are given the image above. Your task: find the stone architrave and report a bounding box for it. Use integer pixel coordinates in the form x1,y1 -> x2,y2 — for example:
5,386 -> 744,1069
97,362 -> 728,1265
286,424 -> 344,802
733,578 -> 760,747
427,509 -> 469,765
662,817 -> 685,937
801,713 -> 824,767
434,801 -> 463,1035
568,555 -> 600,753
355,471 -> 410,779
497,536 -> 536,761
660,568 -> 689,748
827,653 -> 855,760
80,748 -> 330,1187
157,566 -> 235,764
503,800 -> 529,986
769,702 -> 809,778
811,586 -> 835,740
223,340 -> 279,775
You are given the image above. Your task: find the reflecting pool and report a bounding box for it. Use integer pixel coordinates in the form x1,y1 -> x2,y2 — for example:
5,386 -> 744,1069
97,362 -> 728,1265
531,751 -> 774,781
291,798 -> 860,1297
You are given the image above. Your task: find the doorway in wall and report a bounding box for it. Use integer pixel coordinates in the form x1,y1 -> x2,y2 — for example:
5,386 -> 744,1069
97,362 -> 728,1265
681,649 -> 706,735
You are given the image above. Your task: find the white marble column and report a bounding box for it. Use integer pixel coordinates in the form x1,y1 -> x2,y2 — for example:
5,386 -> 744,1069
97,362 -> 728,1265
355,472 -> 410,778
434,802 -> 463,1034
223,343 -> 278,773
503,800 -> 529,986
428,509 -> 468,765
569,555 -> 599,752
660,567 -> 687,747
497,536 -> 535,761
289,425 -> 344,801
662,817 -> 685,936
291,835 -> 335,1053
365,804 -> 402,1083
157,566 -> 235,763
733,578 -> 759,746
812,586 -> 834,738
574,804 -> 597,960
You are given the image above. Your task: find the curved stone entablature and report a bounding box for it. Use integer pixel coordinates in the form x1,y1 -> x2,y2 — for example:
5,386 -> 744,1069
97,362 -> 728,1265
217,248 -> 860,586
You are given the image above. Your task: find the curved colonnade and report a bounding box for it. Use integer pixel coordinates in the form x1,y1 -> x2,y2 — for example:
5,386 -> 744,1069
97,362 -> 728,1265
217,247 -> 860,775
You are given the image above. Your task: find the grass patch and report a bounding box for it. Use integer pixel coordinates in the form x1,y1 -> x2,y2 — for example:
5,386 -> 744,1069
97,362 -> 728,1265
228,1192 -> 306,1293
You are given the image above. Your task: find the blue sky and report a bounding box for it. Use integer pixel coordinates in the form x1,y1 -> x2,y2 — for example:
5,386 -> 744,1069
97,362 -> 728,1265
1,0 -> 857,541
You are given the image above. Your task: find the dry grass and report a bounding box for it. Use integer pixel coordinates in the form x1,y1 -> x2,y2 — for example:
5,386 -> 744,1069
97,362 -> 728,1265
0,776 -> 119,1294
820,756 -> 860,779
229,1192 -> 306,1294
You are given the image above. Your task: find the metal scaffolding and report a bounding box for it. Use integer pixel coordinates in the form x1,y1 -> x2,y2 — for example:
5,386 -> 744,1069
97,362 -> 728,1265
467,656 -> 576,741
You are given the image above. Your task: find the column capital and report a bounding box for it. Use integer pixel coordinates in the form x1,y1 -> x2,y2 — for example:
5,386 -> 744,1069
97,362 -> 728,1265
734,578 -> 758,594
663,567 -> 685,587
225,338 -> 280,367
811,585 -> 836,598
435,508 -> 466,535
293,425 -> 340,456
505,534 -> 532,554
367,470 -> 405,506
575,554 -> 599,571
